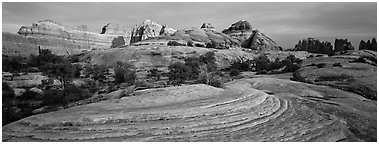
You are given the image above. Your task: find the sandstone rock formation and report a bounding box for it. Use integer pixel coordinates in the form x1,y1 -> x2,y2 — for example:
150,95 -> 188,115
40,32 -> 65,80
334,38 -> 354,52
241,30 -> 282,51
222,20 -> 252,36
2,77 -> 376,141
4,20 -> 131,56
293,38 -> 333,54
222,20 -> 281,51
200,23 -> 215,31
130,20 -> 176,44
359,38 -> 377,51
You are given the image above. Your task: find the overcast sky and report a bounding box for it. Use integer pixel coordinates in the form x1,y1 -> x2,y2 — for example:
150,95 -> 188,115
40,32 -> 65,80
2,2 -> 377,49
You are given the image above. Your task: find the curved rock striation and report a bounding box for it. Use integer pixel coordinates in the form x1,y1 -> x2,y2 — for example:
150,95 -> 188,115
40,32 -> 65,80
3,20 -> 131,56
2,78 -> 376,141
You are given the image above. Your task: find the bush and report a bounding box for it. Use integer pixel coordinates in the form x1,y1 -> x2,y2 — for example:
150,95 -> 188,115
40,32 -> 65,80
114,61 -> 136,86
167,40 -> 186,46
230,69 -> 241,77
195,43 -> 205,47
2,55 -> 27,73
17,90 -> 39,101
111,36 -> 125,48
168,62 -> 191,85
316,63 -> 326,68
332,63 -> 342,67
254,55 -> 271,71
184,57 -> 201,79
42,84 -> 92,106
83,65 -> 109,82
208,76 -> 225,88
147,68 -> 161,81
187,41 -> 194,47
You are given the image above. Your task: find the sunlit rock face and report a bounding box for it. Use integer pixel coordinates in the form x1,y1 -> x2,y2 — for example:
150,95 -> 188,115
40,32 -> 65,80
222,20 -> 281,51
130,19 -> 176,44
2,77 -> 376,142
3,20 -> 131,56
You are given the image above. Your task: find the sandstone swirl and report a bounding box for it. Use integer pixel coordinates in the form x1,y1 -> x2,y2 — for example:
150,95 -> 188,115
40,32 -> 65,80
2,77 -> 376,142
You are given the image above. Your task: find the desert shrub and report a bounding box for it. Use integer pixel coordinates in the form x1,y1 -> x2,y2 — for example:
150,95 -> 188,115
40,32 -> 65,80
167,40 -> 186,46
230,69 -> 241,76
134,80 -> 151,88
72,64 -> 82,78
184,57 -> 201,79
42,84 -> 92,106
83,64 -> 109,82
332,63 -> 342,67
254,55 -> 272,72
17,90 -> 39,101
187,41 -> 194,47
208,76 -> 225,88
2,82 -> 15,106
316,63 -> 326,68
67,54 -> 80,63
168,62 -> 191,85
2,55 -> 28,73
41,60 -> 75,85
28,49 -> 65,68
195,43 -> 205,47
147,68 -> 161,81
114,61 -> 136,86
42,89 -> 64,106
111,36 -> 125,48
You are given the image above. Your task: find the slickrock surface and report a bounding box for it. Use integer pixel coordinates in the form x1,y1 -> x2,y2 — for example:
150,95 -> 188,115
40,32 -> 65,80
79,45 -> 310,70
293,51 -> 377,100
2,78 -> 376,142
3,20 -> 131,56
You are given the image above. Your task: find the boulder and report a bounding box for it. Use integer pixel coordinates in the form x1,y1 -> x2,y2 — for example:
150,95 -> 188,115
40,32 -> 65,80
29,87 -> 43,95
13,88 -> 26,97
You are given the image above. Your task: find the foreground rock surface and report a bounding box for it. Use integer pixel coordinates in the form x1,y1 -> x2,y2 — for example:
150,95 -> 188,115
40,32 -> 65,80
2,77 -> 376,142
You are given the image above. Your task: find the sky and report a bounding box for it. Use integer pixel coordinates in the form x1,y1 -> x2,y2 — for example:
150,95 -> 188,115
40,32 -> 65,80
2,2 -> 377,49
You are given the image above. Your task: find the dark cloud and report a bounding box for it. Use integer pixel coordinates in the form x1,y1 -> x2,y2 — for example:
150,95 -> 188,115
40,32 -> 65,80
2,2 -> 376,48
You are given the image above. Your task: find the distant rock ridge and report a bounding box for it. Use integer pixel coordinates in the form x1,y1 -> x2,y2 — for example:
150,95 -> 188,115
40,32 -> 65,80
359,38 -> 377,51
130,19 -> 176,43
4,20 -> 131,56
334,38 -> 354,52
293,38 -> 334,54
200,23 -> 215,31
